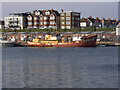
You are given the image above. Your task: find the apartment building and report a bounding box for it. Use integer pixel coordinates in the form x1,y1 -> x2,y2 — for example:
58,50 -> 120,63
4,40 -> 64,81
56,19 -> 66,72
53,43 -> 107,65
60,9 -> 81,29
27,9 -> 60,29
0,21 -> 4,29
4,13 -> 30,29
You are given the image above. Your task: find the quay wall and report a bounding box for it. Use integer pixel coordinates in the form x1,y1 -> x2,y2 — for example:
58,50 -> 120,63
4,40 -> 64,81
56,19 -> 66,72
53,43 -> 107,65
1,32 -> 116,42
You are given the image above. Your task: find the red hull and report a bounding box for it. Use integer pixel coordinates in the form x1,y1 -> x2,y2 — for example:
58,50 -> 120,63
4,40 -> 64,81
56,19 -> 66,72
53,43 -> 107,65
27,35 -> 97,47
28,36 -> 97,47
27,41 -> 96,47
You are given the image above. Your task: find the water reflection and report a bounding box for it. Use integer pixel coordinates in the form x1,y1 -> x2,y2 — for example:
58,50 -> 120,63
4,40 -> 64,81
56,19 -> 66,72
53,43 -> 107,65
2,47 -> 118,88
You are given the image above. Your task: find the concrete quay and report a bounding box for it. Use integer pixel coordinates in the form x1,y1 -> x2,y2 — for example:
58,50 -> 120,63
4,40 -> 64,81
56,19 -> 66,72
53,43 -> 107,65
1,31 -> 118,47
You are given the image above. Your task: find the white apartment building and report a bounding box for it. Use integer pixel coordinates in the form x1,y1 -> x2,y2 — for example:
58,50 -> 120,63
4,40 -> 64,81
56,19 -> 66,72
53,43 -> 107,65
4,13 -> 29,29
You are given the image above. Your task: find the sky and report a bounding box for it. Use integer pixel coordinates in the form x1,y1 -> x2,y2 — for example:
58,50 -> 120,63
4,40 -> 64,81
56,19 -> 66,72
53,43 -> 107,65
0,1 -> 119,20
1,0 -> 120,2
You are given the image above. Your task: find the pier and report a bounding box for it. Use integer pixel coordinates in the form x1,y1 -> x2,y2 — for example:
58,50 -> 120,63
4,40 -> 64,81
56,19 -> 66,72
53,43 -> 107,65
96,41 -> 119,46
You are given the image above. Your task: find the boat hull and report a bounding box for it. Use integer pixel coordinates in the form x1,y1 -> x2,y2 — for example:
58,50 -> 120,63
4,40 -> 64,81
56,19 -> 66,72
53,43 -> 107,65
27,35 -> 97,47
0,41 -> 16,47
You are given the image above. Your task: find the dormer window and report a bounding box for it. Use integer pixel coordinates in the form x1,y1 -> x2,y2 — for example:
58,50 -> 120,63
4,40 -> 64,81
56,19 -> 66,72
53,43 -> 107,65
45,11 -> 50,15
35,11 -> 40,15
28,16 -> 32,20
50,15 -> 55,20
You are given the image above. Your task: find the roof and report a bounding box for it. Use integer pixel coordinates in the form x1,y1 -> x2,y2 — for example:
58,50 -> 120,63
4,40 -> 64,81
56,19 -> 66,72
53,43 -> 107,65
87,17 -> 95,23
32,9 -> 60,17
80,18 -> 87,22
0,21 -> 4,25
116,23 -> 120,28
9,13 -> 30,16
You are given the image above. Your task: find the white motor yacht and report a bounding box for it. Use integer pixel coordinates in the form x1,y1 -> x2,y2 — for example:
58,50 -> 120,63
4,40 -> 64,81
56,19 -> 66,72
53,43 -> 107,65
0,38 -> 16,47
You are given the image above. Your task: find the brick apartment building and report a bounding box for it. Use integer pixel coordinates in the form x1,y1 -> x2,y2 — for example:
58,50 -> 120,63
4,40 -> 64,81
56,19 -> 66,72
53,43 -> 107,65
60,9 -> 81,29
27,9 -> 60,29
4,9 -> 81,30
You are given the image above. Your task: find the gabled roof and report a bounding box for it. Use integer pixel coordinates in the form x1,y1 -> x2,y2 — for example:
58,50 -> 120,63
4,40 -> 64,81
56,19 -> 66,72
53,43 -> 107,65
0,21 -> 4,25
27,14 -> 33,18
80,18 -> 87,22
116,23 -> 120,28
95,17 -> 100,22
87,16 -> 95,23
32,9 -> 60,17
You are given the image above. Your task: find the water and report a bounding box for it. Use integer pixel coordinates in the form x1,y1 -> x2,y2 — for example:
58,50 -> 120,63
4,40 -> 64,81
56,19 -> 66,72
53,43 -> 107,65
2,47 -> 118,88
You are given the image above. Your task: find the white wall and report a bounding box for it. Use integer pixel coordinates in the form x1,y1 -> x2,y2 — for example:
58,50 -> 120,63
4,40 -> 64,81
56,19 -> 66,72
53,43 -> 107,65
80,22 -> 87,27
0,25 -> 4,29
4,16 -> 24,29
116,27 -> 120,36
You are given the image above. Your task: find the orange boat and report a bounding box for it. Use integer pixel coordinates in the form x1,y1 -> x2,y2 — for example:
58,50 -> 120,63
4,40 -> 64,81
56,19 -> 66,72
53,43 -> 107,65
27,34 -> 97,47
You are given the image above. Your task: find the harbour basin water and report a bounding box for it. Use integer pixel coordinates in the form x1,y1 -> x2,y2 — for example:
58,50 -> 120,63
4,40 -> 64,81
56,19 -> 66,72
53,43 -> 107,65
2,47 -> 118,88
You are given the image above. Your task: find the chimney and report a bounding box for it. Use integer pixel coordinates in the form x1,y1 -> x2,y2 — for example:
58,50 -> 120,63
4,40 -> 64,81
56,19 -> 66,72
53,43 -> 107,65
102,17 -> 105,20
96,17 -> 99,19
51,9 -> 53,12
33,10 -> 37,14
89,16 -> 92,18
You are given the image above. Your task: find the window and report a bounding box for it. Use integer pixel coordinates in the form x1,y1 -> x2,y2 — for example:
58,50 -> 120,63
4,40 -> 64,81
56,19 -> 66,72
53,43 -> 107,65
18,18 -> 21,21
14,18 -> 17,21
40,22 -> 43,25
44,17 -> 48,20
35,11 -> 40,15
44,21 -> 48,24
40,17 -> 43,20
66,21 -> 70,25
66,13 -> 70,16
50,21 -> 55,24
61,17 -> 64,20
28,17 -> 32,20
34,22 -> 39,25
50,15 -> 55,20
72,21 -> 74,24
34,26 -> 38,28
28,22 -> 32,25
45,11 -> 50,15
72,17 -> 74,20
66,17 -> 70,20
34,17 -> 39,20
14,23 -> 17,26
61,26 -> 65,29
61,22 -> 64,24
66,26 -> 70,29
6,22 -> 9,25
61,13 -> 64,16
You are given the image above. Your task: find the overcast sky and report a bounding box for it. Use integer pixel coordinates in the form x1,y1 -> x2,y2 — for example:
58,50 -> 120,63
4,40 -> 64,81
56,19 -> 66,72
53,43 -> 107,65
0,2 -> 119,20
1,0 -> 120,2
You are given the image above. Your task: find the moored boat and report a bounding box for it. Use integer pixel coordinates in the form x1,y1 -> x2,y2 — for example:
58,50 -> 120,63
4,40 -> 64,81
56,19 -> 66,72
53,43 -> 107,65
0,38 -> 16,47
27,33 -> 97,47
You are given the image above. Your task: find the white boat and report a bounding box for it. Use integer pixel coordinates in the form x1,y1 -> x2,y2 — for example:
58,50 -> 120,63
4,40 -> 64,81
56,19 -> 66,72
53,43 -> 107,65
0,39 -> 16,47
